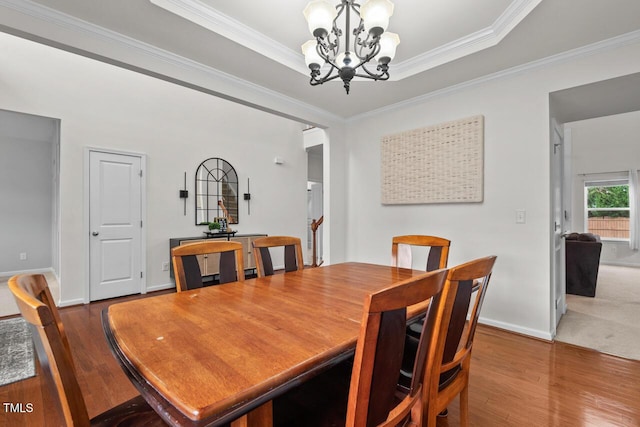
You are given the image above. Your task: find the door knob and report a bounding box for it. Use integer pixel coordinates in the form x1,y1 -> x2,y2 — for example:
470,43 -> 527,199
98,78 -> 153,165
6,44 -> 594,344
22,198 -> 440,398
92,231 -> 99,236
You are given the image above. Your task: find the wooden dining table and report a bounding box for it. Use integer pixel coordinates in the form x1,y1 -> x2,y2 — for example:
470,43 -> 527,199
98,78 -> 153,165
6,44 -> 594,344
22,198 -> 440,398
102,262 -> 429,427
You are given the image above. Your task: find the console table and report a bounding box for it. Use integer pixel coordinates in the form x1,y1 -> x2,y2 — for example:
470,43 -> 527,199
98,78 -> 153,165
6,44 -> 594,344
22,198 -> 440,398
169,233 -> 267,280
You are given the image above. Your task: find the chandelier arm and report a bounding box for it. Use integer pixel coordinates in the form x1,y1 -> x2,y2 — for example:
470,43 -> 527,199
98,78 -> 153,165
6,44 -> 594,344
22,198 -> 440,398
352,29 -> 367,60
310,73 -> 342,85
315,40 -> 336,64
327,12 -> 342,56
310,61 -> 342,85
357,63 -> 390,80
335,1 -> 347,17
345,51 -> 377,71
357,32 -> 381,58
329,27 -> 340,58
354,72 -> 390,81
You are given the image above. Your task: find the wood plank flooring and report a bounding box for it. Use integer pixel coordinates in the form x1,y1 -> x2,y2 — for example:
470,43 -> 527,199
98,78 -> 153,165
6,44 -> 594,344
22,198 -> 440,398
1,290 -> 639,426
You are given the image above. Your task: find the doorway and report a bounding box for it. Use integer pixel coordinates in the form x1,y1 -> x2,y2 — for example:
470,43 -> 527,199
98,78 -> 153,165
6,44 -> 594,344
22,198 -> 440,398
87,149 -> 146,301
306,144 -> 323,266
550,73 -> 640,358
304,127 -> 326,266
0,110 -> 60,315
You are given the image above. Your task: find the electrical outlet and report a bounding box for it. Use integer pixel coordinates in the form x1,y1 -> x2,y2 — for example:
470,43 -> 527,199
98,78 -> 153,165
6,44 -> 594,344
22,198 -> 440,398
19,252 -> 27,261
515,209 -> 526,224
162,262 -> 170,271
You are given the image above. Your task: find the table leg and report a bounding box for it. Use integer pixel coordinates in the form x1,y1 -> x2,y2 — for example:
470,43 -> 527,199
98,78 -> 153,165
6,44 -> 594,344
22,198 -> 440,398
230,401 -> 273,427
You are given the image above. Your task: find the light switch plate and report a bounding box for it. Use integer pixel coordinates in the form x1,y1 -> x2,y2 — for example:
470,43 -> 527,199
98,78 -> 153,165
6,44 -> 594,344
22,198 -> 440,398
516,209 -> 526,224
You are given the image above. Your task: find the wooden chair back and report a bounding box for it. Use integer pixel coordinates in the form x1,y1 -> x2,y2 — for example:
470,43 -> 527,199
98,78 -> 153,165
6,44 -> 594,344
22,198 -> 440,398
424,255 -> 497,426
251,236 -> 304,278
8,274 -> 91,426
391,235 -> 450,271
346,268 -> 450,427
172,240 -> 245,292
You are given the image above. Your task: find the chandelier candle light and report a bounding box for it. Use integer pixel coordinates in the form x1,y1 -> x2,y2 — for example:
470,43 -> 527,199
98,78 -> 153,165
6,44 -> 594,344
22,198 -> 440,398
302,0 -> 399,94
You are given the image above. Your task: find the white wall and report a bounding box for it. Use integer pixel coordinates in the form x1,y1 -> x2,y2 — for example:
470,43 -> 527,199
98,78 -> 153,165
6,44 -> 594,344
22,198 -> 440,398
0,32 -> 308,305
4,28 -> 640,339
0,113 -> 55,272
344,40 -> 640,339
567,111 -> 640,267
307,150 -> 323,183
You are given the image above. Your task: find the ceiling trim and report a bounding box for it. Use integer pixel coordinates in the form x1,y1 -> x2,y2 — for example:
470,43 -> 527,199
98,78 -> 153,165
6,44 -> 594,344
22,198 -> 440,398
150,0 -> 542,81
349,29 -> 640,122
392,0 -> 542,80
4,0 -> 638,124
150,0 -> 308,74
0,0 -> 343,126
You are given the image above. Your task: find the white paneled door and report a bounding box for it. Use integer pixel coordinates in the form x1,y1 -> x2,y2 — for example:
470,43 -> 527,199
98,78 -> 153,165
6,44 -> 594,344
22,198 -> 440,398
89,151 -> 143,301
551,122 -> 566,335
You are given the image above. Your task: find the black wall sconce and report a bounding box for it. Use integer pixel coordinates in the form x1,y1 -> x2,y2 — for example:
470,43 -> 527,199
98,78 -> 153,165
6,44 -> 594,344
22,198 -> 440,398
180,172 -> 188,215
244,178 -> 251,215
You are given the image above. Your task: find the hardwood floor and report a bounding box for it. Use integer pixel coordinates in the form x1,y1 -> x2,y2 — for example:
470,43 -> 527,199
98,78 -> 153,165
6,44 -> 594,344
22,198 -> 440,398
1,290 -> 640,426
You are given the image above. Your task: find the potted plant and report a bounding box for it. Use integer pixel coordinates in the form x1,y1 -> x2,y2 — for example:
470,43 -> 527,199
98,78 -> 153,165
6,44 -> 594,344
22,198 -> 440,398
208,221 -> 221,232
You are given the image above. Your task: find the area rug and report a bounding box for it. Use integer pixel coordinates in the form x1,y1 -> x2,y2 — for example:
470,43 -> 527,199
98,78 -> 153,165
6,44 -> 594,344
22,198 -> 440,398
0,317 -> 35,386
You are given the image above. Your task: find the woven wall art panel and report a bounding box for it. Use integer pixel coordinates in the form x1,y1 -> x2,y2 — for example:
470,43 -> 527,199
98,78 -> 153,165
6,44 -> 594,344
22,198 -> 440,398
381,115 -> 484,204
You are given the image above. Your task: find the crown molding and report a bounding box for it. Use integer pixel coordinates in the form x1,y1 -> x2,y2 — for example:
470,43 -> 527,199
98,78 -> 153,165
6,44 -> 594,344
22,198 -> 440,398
349,29 -> 640,122
4,0 -> 637,124
150,0 -> 308,74
0,0 -> 343,126
391,0 -> 542,80
151,0 -> 542,81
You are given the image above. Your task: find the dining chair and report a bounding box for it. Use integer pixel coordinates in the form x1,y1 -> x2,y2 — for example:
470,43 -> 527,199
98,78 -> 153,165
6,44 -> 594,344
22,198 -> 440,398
273,268 -> 452,427
251,236 -> 304,278
347,268 -> 452,427
172,240 -> 245,292
392,235 -> 451,395
418,255 -> 497,427
8,274 -> 166,427
391,235 -> 450,271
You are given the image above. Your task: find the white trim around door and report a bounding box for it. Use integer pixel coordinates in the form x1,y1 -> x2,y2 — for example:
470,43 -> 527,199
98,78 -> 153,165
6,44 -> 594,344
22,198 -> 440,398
84,148 -> 147,303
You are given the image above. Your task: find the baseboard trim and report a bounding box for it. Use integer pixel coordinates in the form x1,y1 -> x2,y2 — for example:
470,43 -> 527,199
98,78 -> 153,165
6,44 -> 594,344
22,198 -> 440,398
58,283 -> 174,308
479,316 -> 553,341
58,298 -> 84,308
146,282 -> 175,293
0,267 -> 54,278
601,261 -> 640,268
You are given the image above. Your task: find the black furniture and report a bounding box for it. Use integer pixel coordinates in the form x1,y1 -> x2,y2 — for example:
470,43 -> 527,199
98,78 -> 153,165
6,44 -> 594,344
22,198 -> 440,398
565,232 -> 602,297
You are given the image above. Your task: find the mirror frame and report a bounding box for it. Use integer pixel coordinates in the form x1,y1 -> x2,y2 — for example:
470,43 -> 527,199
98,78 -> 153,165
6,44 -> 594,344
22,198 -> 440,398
194,158 -> 239,225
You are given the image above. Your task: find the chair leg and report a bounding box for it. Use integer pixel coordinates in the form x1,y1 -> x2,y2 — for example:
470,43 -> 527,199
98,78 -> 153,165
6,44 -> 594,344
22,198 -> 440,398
231,401 -> 273,427
460,385 -> 469,427
424,405 -> 439,427
408,398 -> 423,427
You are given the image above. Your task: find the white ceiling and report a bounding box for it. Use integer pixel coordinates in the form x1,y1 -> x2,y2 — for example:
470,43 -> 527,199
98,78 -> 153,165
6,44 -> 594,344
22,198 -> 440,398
3,0 -> 640,119
149,0 -> 539,80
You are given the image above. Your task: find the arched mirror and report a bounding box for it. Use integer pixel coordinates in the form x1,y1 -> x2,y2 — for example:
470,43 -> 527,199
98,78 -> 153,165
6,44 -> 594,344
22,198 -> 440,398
195,158 -> 239,225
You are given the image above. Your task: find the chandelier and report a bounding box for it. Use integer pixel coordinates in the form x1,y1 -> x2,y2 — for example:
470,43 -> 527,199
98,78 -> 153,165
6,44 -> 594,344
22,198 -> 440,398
301,0 -> 399,94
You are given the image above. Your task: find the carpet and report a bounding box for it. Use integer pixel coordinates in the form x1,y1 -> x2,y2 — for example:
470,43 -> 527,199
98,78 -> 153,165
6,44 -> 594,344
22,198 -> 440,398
556,264 -> 640,361
0,317 -> 35,386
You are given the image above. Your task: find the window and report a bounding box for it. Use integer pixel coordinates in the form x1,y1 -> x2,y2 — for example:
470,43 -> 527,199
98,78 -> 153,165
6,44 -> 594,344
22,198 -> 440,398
584,179 -> 629,240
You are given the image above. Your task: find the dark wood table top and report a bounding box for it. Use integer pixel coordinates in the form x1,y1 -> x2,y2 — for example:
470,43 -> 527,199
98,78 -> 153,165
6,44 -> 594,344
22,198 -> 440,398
103,262 -> 427,426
